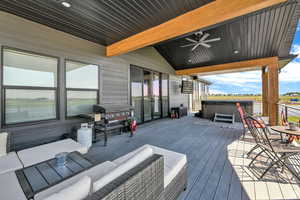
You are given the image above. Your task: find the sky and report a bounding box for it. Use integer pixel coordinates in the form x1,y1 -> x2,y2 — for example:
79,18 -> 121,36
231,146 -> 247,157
201,22 -> 300,95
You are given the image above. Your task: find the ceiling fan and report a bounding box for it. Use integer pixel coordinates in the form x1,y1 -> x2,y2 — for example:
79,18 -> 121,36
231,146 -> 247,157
180,31 -> 221,51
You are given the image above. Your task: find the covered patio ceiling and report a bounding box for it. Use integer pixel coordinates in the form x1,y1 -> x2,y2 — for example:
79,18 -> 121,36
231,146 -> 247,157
0,0 -> 298,75
0,1 -> 297,69
155,1 -> 300,71
0,0 -> 213,46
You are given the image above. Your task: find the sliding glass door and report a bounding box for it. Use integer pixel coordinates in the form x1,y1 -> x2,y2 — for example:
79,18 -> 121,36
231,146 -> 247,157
130,66 -> 168,123
152,72 -> 161,119
130,66 -> 143,123
143,70 -> 152,122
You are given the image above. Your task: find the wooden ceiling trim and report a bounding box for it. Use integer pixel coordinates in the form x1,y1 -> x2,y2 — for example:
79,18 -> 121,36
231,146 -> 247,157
175,57 -> 279,75
106,0 -> 287,57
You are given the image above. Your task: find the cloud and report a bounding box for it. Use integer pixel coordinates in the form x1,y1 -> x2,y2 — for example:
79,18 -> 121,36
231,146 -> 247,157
209,89 -> 227,95
279,60 -> 300,82
297,23 -> 300,31
201,70 -> 261,87
290,44 -> 300,57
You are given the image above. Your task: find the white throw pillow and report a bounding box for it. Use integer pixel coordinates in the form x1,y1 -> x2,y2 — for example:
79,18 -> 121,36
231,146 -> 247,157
0,132 -> 8,157
93,146 -> 153,192
43,176 -> 91,200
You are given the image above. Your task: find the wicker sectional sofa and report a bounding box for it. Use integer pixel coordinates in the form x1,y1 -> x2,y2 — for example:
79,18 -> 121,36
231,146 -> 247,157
38,145 -> 188,200
0,137 -> 187,200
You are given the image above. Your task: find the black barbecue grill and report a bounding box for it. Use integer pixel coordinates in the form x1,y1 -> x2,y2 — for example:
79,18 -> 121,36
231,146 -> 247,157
93,104 -> 134,146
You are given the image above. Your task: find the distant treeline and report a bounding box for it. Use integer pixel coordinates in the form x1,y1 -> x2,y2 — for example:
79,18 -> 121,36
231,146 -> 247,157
283,92 -> 300,96
209,92 -> 300,96
209,94 -> 262,96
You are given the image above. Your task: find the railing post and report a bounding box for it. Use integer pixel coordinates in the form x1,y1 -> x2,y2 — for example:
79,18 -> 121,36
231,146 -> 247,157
262,67 -> 269,116
284,105 -> 288,122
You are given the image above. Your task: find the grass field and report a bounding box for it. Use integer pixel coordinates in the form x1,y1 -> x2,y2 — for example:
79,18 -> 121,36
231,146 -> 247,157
208,95 -> 300,104
288,116 -> 300,123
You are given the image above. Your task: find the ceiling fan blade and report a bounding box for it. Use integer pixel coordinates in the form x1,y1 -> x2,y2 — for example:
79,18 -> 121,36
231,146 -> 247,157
203,37 -> 221,43
185,38 -> 198,43
199,43 -> 211,48
180,43 -> 196,48
200,33 -> 210,42
191,43 -> 202,51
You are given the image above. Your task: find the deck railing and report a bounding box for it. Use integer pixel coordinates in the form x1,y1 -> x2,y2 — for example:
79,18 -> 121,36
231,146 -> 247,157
278,103 -> 300,125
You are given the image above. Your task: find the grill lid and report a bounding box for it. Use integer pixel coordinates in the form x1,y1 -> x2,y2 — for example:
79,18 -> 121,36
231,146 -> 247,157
93,104 -> 134,113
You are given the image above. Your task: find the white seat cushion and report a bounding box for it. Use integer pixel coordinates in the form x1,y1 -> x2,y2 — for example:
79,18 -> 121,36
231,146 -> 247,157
0,152 -> 23,174
42,176 -> 91,200
0,132 -> 8,157
17,139 -> 88,167
113,144 -> 187,188
35,161 -> 117,200
93,146 -> 153,192
0,171 -> 27,200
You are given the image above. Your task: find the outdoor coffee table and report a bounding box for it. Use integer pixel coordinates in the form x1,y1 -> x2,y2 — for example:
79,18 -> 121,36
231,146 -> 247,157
15,151 -> 94,199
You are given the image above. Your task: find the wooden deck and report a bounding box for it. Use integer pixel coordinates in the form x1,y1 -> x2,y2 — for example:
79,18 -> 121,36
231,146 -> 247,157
86,116 -> 300,200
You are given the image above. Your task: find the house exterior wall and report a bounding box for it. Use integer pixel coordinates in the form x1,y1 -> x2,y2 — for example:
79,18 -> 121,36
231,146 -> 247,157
0,12 -> 191,150
169,75 -> 190,109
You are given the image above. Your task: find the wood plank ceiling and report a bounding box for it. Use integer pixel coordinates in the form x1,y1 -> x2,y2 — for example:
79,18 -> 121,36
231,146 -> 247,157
155,0 -> 300,70
0,0 -> 213,45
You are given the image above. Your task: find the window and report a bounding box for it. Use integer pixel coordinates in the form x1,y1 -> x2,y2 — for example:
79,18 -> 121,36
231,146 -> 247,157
2,48 -> 58,124
66,60 -> 99,117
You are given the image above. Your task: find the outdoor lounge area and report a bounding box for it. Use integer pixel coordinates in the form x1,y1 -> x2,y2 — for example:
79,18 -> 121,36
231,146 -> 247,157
0,0 -> 300,200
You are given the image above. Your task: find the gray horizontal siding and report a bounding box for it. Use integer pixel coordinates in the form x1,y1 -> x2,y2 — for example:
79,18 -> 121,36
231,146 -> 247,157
169,75 -> 190,109
101,64 -> 129,105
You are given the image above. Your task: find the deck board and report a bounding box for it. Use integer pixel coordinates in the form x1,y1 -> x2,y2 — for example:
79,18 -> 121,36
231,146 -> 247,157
86,117 -> 300,200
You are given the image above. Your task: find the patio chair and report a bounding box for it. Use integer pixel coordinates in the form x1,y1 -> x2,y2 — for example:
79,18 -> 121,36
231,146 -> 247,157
245,116 -> 282,158
236,103 -> 248,137
280,109 -> 289,126
236,102 -> 281,157
236,103 -> 270,137
245,116 -> 300,181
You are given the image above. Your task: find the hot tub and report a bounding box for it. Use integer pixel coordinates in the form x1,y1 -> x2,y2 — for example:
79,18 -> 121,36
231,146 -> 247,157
201,100 -> 254,122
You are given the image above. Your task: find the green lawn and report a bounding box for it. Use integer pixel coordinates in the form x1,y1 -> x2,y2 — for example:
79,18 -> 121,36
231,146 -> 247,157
288,116 -> 300,123
208,95 -> 300,104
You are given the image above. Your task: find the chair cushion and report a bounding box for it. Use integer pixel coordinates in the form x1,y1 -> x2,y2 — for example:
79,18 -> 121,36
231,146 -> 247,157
0,171 -> 27,200
35,161 -> 117,200
93,146 -> 153,192
113,144 -> 187,188
0,151 -> 23,174
42,176 -> 91,200
0,132 -> 8,157
17,139 -> 88,167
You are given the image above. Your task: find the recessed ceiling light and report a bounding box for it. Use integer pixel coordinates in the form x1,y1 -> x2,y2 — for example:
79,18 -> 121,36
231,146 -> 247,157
234,50 -> 239,54
188,59 -> 192,62
61,1 -> 71,8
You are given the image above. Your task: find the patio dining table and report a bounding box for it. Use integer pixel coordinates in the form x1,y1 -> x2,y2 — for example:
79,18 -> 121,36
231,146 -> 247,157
270,126 -> 300,137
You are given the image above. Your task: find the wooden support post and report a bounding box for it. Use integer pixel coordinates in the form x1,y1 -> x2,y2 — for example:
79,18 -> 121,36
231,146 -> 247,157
267,63 -> 279,126
262,67 -> 269,116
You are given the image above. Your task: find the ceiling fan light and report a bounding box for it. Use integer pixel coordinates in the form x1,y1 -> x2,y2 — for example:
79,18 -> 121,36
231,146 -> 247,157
61,1 -> 71,8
